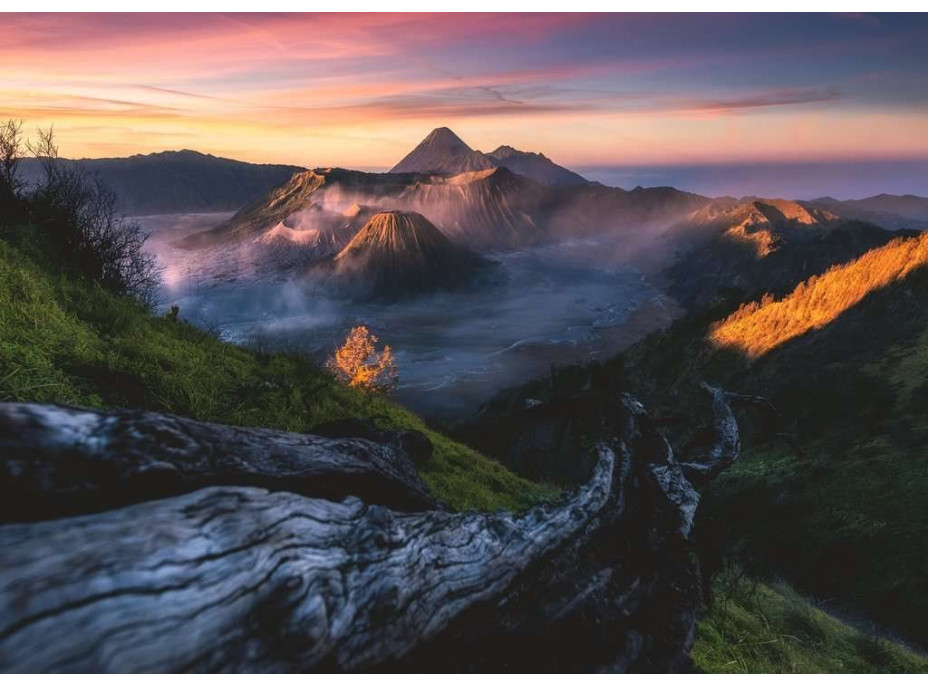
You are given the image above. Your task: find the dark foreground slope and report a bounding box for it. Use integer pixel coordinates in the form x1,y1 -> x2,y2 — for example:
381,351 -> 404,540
0,226 -> 756,673
2,222 -> 925,672
459,233 -> 928,670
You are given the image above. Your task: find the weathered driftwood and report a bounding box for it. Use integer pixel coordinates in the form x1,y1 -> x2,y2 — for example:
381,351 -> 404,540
677,383 -> 741,486
0,403 -> 437,521
0,388 -> 739,673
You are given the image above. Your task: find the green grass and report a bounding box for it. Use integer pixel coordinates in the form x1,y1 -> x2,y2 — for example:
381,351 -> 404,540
694,570 -> 928,673
0,230 -> 555,511
702,437 -> 928,645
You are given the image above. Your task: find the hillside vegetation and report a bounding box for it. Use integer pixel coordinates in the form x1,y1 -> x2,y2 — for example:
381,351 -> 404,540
463,230 -> 928,670
694,570 -> 927,673
0,229 -> 554,511
619,235 -> 928,650
710,232 -> 928,357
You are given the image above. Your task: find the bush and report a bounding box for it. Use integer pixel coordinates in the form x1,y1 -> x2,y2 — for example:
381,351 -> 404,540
326,325 -> 398,395
1,122 -> 160,303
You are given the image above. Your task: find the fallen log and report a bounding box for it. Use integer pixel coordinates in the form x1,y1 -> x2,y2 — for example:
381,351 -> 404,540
0,387 -> 739,672
0,403 -> 437,521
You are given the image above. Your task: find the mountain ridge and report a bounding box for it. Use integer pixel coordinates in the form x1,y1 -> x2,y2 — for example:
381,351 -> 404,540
806,193 -> 928,230
663,197 -> 894,307
18,150 -> 305,215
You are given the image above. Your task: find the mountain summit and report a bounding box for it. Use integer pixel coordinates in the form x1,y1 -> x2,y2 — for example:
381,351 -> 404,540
390,127 -> 495,175
391,127 -> 588,186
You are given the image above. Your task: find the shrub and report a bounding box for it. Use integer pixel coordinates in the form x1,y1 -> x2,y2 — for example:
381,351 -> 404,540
25,127 -> 160,303
0,122 -> 160,303
326,325 -> 398,395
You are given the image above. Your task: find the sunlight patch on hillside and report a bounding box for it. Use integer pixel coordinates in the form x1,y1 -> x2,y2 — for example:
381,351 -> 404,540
708,232 -> 928,358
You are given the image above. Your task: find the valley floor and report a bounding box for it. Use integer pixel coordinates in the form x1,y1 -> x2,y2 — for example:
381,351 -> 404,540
138,213 -> 677,420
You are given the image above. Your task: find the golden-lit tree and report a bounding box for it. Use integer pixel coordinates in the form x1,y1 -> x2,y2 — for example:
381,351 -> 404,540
327,325 -> 398,395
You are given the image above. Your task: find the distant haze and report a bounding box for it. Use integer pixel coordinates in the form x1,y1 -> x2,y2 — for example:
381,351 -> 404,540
579,159 -> 928,200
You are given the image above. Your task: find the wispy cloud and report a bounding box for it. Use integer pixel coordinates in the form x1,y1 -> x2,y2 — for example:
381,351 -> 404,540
0,13 -> 925,167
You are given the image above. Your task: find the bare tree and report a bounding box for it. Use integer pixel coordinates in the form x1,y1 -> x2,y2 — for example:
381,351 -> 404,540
25,126 -> 161,302
0,119 -> 24,209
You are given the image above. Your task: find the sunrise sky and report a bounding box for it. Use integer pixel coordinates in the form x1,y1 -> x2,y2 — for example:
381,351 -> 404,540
2,12 -> 927,177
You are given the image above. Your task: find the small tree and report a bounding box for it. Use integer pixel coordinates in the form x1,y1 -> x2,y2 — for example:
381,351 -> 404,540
327,325 -> 398,395
0,119 -> 24,213
26,126 -> 160,303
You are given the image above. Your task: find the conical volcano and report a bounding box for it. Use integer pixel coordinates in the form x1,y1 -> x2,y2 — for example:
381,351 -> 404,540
390,127 -> 495,175
329,210 -> 489,300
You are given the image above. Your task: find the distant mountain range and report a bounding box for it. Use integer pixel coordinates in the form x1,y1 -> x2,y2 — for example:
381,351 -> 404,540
18,150 -> 304,215
178,169 -> 704,258
17,130 -> 927,243
173,125 -> 708,261
807,194 -> 928,230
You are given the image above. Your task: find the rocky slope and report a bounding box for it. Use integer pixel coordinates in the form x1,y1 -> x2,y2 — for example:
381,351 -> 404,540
663,198 -> 896,307
176,168 -> 415,249
397,166 -> 547,248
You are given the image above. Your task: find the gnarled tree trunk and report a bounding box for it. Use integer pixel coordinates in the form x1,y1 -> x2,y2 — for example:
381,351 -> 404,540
0,388 -> 739,673
0,403 -> 437,521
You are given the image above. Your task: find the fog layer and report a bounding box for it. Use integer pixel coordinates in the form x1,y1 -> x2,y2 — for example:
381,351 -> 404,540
143,213 -> 675,419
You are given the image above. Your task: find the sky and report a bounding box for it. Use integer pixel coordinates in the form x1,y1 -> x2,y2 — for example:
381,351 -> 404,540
1,12 -> 927,196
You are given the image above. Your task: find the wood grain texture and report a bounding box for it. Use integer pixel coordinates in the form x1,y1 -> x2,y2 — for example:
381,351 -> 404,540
0,447 -> 613,672
0,403 -> 437,521
0,387 -> 739,673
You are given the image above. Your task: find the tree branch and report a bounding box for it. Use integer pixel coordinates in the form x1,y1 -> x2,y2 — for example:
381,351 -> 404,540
678,383 -> 741,486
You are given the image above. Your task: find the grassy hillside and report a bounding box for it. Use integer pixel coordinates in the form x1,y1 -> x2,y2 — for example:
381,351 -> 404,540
621,236 -> 928,649
0,227 -> 554,512
710,232 -> 928,357
693,570 -> 927,673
